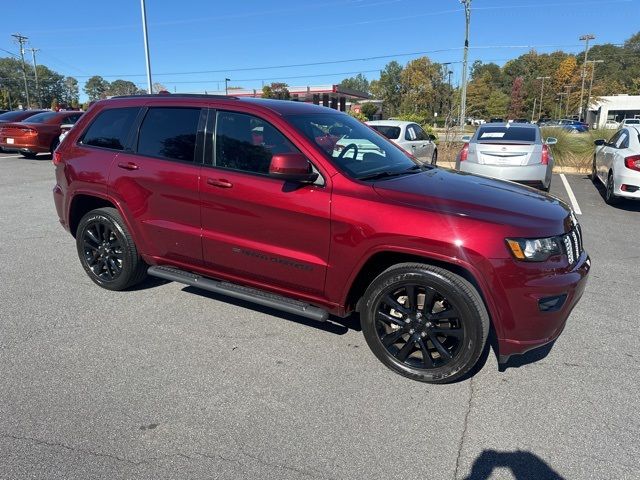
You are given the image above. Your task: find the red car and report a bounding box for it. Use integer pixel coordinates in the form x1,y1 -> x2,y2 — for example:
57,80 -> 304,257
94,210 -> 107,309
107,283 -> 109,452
0,110 -> 82,158
52,95 -> 590,383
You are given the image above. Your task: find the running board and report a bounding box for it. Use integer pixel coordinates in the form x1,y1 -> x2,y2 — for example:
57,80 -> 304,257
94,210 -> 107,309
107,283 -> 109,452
147,265 -> 329,322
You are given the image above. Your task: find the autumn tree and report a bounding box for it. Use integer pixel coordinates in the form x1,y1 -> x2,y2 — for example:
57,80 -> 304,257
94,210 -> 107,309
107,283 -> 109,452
508,76 -> 525,119
262,82 -> 290,100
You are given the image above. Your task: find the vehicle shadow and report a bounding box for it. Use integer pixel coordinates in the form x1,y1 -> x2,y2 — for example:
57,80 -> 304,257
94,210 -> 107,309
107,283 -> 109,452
463,449 -> 564,479
497,341 -> 555,372
588,175 -> 640,212
181,285 -> 361,335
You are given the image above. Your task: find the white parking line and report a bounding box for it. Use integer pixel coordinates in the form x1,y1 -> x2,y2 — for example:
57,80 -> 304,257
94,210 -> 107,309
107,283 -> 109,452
560,173 -> 582,215
0,155 -> 23,159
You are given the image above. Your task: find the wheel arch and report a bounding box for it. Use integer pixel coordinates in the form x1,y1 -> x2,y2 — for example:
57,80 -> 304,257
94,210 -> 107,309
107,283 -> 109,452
344,250 -> 501,335
68,193 -> 120,238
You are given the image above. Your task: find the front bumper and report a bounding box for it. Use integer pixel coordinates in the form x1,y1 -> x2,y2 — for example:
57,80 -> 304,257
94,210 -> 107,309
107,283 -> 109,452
495,252 -> 590,362
458,162 -> 551,189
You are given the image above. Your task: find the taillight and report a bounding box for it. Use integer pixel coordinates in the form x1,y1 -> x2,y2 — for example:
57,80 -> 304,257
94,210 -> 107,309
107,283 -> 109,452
541,144 -> 550,165
459,143 -> 469,161
52,150 -> 62,166
20,127 -> 37,135
624,154 -> 640,172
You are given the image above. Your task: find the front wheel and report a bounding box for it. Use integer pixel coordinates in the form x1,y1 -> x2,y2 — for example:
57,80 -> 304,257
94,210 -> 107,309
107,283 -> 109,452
76,207 -> 147,290
360,263 -> 489,383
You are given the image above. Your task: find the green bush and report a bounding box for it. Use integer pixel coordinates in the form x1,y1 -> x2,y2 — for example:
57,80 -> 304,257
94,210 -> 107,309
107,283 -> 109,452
348,110 -> 368,122
541,127 -> 616,170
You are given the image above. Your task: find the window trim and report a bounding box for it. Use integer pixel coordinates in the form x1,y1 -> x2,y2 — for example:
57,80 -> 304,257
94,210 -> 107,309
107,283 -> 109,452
77,106 -> 143,153
130,105 -> 205,165
205,108 -> 325,186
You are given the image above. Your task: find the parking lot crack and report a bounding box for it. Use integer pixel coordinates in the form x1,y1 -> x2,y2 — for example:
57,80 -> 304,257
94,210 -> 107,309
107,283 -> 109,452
453,378 -> 474,480
0,431 -> 141,466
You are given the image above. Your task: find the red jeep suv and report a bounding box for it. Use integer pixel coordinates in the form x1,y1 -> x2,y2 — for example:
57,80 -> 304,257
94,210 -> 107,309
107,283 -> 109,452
52,94 -> 590,383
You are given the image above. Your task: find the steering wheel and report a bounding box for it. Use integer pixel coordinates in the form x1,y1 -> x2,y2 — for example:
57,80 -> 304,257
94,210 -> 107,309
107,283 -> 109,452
338,143 -> 359,160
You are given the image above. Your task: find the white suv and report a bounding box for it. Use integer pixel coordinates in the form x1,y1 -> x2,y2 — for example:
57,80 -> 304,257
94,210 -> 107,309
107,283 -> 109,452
366,120 -> 438,164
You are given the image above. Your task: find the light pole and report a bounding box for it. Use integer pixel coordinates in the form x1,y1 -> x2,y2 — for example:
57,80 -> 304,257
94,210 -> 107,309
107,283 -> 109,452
536,76 -> 550,121
586,59 -> 604,126
563,85 -> 572,118
225,78 -> 230,95
458,0 -> 472,131
578,34 -> 595,122
556,93 -> 566,120
140,0 -> 153,94
11,33 -> 30,108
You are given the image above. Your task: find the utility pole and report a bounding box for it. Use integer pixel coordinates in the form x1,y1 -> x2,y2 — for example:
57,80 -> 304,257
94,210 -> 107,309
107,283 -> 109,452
11,33 -> 30,108
563,85 -> 572,118
458,0 -> 472,131
225,78 -> 230,95
140,0 -> 153,94
29,48 -> 40,108
556,93 -> 566,120
536,76 -> 550,121
578,34 -> 595,122
586,59 -> 604,126
531,97 -> 537,123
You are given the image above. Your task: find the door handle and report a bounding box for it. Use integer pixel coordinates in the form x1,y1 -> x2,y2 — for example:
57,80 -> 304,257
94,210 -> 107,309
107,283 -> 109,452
207,178 -> 233,188
117,161 -> 139,170
411,145 -> 417,149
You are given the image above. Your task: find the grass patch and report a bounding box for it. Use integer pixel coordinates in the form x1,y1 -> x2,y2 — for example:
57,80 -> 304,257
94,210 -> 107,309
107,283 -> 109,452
541,127 -> 615,172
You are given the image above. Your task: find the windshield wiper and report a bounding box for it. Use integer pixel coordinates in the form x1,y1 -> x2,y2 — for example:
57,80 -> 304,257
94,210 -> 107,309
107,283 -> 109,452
357,165 -> 424,181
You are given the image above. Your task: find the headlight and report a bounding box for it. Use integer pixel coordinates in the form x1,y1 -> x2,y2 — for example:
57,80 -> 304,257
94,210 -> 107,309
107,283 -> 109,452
506,237 -> 562,262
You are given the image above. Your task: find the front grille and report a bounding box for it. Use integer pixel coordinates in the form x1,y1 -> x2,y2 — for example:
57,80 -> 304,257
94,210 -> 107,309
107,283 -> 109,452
562,225 -> 583,266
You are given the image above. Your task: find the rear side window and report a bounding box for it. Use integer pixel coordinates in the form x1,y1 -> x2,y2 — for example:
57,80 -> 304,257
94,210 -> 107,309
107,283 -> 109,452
477,126 -> 536,143
370,125 -> 400,140
22,112 -> 58,123
63,113 -> 82,124
137,107 -> 200,162
0,110 -> 39,121
81,107 -> 140,151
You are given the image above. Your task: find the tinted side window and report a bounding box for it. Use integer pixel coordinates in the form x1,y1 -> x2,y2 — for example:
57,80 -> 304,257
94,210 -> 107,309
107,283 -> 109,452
63,114 -> 82,124
405,125 -> 417,141
615,131 -> 629,149
81,107 -> 140,151
607,131 -> 622,147
414,125 -> 428,141
215,111 -> 297,174
137,107 -> 200,162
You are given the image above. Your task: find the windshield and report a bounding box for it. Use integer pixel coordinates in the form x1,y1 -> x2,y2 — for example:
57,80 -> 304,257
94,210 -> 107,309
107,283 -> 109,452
0,110 -> 38,121
476,125 -> 537,143
22,112 -> 59,124
623,119 -> 640,124
369,125 -> 401,140
286,113 -> 417,180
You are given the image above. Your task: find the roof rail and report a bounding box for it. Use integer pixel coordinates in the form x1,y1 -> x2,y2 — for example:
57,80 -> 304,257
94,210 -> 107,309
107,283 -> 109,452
109,93 -> 239,100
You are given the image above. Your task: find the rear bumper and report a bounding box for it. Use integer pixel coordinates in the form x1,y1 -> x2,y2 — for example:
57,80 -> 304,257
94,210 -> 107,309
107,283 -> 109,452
495,252 -> 590,362
458,162 -> 551,188
0,137 -> 47,153
613,168 -> 640,199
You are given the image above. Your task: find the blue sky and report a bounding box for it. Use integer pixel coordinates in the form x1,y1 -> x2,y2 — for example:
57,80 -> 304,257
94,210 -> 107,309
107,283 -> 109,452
2,0 -> 638,100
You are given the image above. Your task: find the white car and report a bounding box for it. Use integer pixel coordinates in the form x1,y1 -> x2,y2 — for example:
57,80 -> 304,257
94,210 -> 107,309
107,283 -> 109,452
620,118 -> 640,127
366,120 -> 438,164
591,126 -> 640,204
58,124 -> 75,145
604,120 -> 620,129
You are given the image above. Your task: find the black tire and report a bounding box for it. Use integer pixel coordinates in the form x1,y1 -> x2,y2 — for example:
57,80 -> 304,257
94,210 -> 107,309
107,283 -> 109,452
605,171 -> 621,205
431,149 -> 438,165
360,263 -> 489,384
76,207 -> 147,290
21,152 -> 37,159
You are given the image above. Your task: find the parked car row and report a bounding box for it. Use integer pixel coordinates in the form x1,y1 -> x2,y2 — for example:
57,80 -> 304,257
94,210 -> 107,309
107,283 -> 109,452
0,110 -> 83,158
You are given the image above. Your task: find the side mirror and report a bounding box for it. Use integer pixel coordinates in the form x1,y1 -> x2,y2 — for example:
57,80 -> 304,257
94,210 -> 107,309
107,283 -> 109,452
594,139 -> 606,146
545,137 -> 558,145
461,135 -> 471,142
269,153 -> 318,183
428,134 -> 437,142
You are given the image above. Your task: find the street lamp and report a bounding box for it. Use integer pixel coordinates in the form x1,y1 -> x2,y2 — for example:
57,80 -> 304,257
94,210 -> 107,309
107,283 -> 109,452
140,0 -> 153,94
458,0 -> 472,131
578,34 -> 595,122
535,76 -> 550,121
225,78 -> 230,95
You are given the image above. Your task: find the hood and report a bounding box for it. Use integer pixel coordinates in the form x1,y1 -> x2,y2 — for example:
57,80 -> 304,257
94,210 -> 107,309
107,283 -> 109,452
373,168 -> 574,236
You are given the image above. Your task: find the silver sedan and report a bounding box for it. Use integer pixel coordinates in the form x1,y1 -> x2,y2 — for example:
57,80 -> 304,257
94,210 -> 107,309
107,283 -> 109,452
455,123 -> 557,191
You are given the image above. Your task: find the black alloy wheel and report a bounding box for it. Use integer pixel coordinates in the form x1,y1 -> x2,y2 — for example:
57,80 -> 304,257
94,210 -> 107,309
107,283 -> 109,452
76,207 -> 147,290
375,283 -> 463,369
431,149 -> 438,165
605,172 -> 620,205
361,263 -> 489,383
81,220 -> 124,282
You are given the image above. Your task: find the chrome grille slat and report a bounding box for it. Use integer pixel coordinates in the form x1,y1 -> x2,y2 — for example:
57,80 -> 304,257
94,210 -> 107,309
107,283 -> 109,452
563,225 -> 583,266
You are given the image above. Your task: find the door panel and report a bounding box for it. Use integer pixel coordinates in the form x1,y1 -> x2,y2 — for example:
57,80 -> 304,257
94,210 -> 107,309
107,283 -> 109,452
200,109 -> 331,296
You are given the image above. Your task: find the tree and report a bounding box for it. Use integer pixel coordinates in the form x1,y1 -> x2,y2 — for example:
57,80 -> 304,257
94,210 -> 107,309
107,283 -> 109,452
339,73 -> 369,94
400,57 -> 441,115
486,90 -> 509,118
370,61 -> 403,117
51,97 -> 59,111
508,76 -> 525,119
152,82 -> 167,93
107,79 -> 141,96
262,82 -> 290,100
62,77 -> 79,106
360,102 -> 378,120
84,76 -> 110,101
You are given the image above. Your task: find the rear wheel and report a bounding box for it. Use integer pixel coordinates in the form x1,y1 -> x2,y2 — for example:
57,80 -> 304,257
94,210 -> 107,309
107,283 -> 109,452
360,263 -> 489,383
590,156 -> 598,182
605,171 -> 621,205
431,149 -> 438,165
76,207 -> 147,290
21,152 -> 37,159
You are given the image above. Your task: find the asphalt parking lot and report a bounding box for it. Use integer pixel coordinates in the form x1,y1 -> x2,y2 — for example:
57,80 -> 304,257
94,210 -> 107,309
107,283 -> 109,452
0,151 -> 638,480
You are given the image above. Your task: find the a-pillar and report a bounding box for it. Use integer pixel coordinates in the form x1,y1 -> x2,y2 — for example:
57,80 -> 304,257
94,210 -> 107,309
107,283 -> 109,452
322,93 -> 329,107
339,97 -> 346,112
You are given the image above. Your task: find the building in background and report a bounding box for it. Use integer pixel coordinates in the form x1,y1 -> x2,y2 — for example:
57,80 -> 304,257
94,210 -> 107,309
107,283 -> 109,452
587,94 -> 640,128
